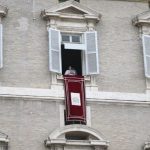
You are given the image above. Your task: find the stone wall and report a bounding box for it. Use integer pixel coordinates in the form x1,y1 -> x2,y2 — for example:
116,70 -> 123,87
0,0 -> 148,93
0,97 -> 60,150
0,1 -> 150,150
0,96 -> 150,150
90,102 -> 150,150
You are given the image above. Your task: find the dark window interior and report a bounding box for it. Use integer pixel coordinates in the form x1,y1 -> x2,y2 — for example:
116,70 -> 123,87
65,131 -> 88,140
61,45 -> 82,75
59,0 -> 80,3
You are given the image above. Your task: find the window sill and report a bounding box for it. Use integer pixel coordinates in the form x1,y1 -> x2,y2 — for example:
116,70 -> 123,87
56,74 -> 91,81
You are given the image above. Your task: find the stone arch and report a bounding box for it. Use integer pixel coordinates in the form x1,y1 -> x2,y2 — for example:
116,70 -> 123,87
45,125 -> 109,150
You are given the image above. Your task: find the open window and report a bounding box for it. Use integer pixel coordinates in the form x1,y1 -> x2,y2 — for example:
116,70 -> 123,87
41,0 -> 101,88
61,45 -> 82,75
48,28 -> 99,76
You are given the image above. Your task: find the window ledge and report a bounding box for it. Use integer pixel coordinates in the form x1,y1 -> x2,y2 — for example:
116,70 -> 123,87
56,74 -> 91,81
0,138 -> 9,143
54,74 -> 98,91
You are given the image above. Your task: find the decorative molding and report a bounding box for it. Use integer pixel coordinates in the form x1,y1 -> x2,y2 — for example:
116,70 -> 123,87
133,11 -> 150,93
44,125 -> 109,149
0,132 -> 9,143
132,11 -> 150,27
41,0 -> 101,90
41,0 -> 101,22
41,0 -> 101,31
86,106 -> 91,127
144,142 -> 150,150
0,86 -> 148,103
0,5 -> 8,18
111,0 -> 147,2
59,105 -> 65,127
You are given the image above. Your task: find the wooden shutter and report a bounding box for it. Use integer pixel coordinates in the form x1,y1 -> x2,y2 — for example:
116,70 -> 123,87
0,24 -> 3,69
48,28 -> 61,73
84,31 -> 99,75
142,34 -> 150,78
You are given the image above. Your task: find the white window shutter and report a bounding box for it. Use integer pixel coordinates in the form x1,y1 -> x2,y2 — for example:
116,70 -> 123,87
84,31 -> 99,75
48,28 -> 61,73
0,24 -> 3,69
142,34 -> 150,78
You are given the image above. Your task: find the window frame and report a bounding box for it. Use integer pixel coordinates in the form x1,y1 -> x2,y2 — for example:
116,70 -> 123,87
0,24 -> 3,69
48,28 -> 99,76
61,33 -> 82,44
142,34 -> 150,78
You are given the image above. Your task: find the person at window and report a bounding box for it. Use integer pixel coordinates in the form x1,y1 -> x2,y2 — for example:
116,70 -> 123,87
64,66 -> 77,75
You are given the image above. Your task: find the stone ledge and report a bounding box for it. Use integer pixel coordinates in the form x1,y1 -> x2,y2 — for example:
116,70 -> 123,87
0,132 -> 9,143
0,86 -> 147,103
0,5 -> 8,18
110,0 -> 147,2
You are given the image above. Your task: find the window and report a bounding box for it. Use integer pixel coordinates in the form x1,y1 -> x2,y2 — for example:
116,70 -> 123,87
142,34 -> 150,78
62,34 -> 82,43
48,28 -> 99,76
62,35 -> 70,43
0,142 -> 8,150
0,6 -> 7,69
61,45 -> 82,75
0,132 -> 9,150
59,0 -> 80,3
65,131 -> 88,140
0,24 -> 3,69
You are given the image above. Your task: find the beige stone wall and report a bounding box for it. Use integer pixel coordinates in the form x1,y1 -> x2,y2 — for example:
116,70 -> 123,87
82,0 -> 147,93
0,0 -> 56,88
90,102 -> 150,150
0,1 -> 150,150
0,97 -> 60,150
0,0 -> 148,93
0,96 -> 150,150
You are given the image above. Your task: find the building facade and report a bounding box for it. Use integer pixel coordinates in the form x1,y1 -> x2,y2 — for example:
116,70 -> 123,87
0,0 -> 150,150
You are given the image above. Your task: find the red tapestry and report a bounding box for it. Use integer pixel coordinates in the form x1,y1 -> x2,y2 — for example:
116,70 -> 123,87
64,75 -> 86,124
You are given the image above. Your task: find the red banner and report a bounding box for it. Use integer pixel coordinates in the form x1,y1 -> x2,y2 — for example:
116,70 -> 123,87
64,75 -> 86,124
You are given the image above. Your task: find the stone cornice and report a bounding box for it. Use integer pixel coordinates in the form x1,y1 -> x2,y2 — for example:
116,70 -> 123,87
42,0 -> 100,16
45,125 -> 109,148
144,142 -> 150,150
132,10 -> 150,26
0,5 -> 8,18
41,11 -> 100,22
0,86 -> 148,103
0,132 -> 9,143
110,0 -> 147,2
41,0 -> 101,23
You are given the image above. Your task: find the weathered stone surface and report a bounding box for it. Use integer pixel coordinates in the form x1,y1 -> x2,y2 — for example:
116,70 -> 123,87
0,1 -> 149,150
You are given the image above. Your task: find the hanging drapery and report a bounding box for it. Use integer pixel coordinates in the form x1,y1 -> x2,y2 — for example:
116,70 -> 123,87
64,75 -> 86,124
